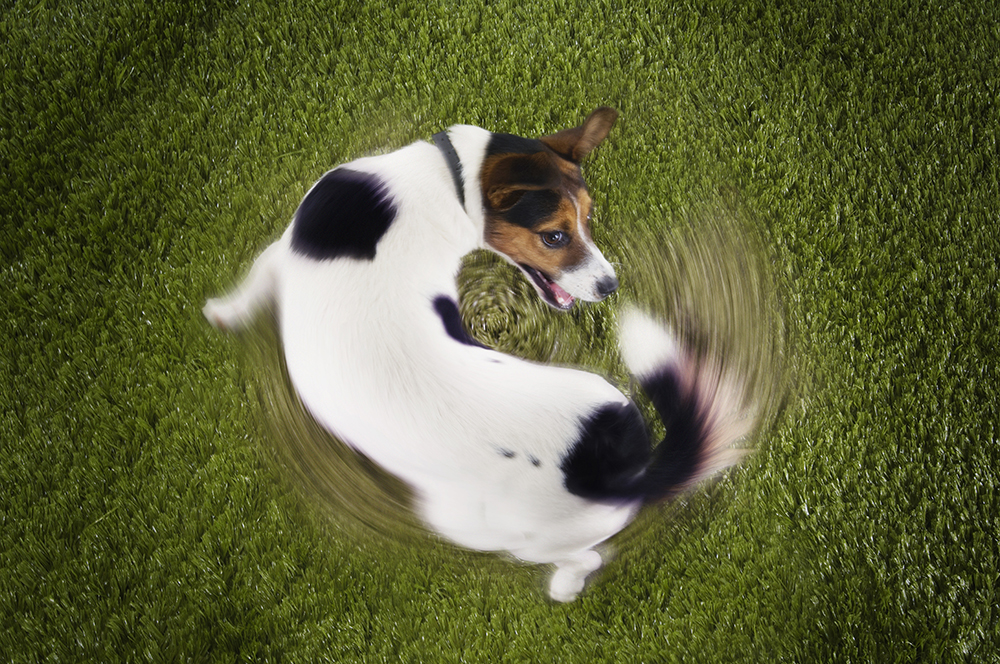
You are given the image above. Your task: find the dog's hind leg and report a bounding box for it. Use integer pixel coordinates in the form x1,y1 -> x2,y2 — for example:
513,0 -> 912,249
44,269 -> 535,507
203,241 -> 282,331
548,549 -> 603,602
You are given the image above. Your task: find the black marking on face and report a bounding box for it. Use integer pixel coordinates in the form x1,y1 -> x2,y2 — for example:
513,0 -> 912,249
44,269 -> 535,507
529,455 -> 541,467
500,449 -> 516,459
506,189 -> 562,229
561,402 -> 651,502
291,169 -> 396,260
433,296 -> 488,348
486,133 -> 547,158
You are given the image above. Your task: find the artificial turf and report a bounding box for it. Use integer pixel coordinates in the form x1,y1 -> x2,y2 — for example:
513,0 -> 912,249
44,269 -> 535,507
2,0 -> 998,661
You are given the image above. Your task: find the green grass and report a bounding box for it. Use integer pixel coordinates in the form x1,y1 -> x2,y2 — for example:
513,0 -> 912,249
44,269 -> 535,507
2,0 -> 998,661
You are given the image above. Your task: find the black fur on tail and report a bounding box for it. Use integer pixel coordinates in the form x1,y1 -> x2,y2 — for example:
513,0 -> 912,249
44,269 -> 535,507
633,367 -> 710,503
561,365 -> 743,504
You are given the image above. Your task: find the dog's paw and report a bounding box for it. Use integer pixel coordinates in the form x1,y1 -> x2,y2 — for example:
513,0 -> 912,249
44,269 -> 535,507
548,550 -> 603,602
202,298 -> 235,331
548,570 -> 586,603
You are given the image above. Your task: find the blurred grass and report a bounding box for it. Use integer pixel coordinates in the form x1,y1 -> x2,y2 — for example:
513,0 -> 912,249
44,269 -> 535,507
2,0 -> 998,661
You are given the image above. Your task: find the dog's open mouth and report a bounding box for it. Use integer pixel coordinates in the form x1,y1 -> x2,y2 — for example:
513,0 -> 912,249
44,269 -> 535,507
519,264 -> 575,310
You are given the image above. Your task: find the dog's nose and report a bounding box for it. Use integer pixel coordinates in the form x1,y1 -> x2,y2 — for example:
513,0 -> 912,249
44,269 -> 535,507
595,275 -> 619,298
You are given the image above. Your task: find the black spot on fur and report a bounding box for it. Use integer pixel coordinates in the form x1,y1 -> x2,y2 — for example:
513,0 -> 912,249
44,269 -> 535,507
486,132 -> 547,158
433,296 -> 488,348
291,169 -> 396,260
560,402 -> 651,502
529,455 -> 541,467
506,189 -> 562,229
500,449 -> 516,459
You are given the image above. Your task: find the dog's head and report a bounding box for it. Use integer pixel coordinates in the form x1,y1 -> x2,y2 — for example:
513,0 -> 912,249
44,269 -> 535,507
480,107 -> 619,311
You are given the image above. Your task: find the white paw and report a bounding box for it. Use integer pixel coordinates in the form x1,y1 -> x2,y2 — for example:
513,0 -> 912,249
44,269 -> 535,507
202,298 -> 236,331
548,550 -> 604,602
549,568 -> 586,603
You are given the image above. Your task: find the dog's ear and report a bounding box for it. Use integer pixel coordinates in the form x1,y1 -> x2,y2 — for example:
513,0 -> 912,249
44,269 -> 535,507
540,107 -> 618,163
482,151 -> 561,210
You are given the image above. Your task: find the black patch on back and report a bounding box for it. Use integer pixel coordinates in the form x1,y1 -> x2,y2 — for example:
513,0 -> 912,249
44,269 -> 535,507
291,169 -> 396,260
506,189 -> 562,229
486,132 -> 547,157
432,296 -> 488,348
560,402 -> 651,502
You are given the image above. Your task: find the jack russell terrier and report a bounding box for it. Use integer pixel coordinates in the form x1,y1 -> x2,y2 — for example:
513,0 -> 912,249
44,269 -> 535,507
204,108 -> 752,601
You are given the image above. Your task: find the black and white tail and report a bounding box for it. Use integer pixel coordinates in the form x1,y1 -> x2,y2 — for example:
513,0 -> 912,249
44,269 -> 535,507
618,308 -> 753,503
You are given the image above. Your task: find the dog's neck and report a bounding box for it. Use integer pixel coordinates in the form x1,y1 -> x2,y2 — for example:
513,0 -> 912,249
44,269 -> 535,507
433,131 -> 465,208
435,125 -> 490,249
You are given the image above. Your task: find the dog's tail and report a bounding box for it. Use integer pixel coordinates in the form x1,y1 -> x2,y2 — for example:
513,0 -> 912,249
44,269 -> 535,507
618,308 -> 753,503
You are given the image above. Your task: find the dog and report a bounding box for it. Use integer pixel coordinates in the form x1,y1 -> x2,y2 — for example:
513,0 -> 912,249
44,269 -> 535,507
204,108 -> 752,601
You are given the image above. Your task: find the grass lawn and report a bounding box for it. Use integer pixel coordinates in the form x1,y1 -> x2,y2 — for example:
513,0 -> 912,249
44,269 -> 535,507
2,0 -> 997,661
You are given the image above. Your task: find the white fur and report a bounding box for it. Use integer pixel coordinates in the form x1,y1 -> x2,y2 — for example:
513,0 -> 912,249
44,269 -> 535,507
205,127 -> 696,601
617,306 -> 683,378
556,192 -> 618,301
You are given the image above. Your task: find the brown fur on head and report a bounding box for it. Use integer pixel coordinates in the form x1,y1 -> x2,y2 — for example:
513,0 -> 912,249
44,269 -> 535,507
480,107 -> 619,310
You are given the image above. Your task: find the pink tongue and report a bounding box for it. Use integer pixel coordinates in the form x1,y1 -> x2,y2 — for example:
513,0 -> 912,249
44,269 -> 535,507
550,281 -> 574,307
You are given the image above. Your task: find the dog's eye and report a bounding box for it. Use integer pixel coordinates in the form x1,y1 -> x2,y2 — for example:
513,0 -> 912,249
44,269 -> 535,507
540,231 -> 569,248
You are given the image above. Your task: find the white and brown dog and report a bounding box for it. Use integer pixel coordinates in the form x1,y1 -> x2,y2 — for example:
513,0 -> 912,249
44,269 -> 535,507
204,108 -> 751,601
